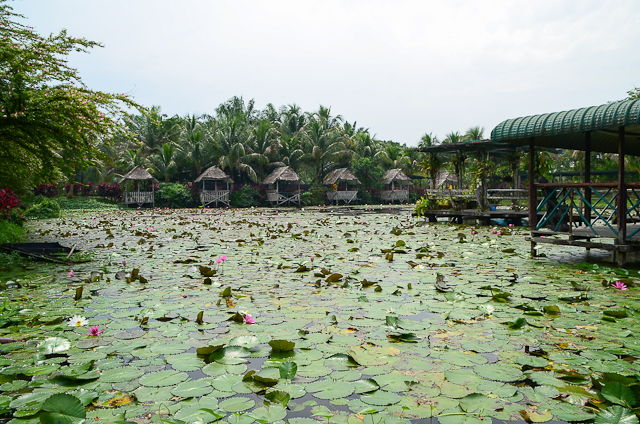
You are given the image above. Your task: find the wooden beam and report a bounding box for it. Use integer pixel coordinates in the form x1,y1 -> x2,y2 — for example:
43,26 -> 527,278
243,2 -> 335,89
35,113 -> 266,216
619,126 -> 627,242
528,137 -> 537,229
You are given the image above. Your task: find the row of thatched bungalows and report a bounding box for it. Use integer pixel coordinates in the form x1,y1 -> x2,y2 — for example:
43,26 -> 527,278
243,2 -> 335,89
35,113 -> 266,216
118,165 -> 414,207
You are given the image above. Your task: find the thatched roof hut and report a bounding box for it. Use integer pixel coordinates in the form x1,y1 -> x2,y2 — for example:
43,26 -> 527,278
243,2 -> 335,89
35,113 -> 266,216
435,171 -> 458,188
195,166 -> 233,183
118,166 -> 156,207
323,168 -> 360,185
262,167 -> 302,185
382,169 -> 412,185
118,166 -> 156,184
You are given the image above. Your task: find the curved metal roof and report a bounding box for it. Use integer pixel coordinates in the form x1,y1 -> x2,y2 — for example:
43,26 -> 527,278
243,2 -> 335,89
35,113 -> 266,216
491,100 -> 640,155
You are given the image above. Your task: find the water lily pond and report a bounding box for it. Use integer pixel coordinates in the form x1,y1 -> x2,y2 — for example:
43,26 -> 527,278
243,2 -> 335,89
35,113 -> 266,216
2,206 -> 640,424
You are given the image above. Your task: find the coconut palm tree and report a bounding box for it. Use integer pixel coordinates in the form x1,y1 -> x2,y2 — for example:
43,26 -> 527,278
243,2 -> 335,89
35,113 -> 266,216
303,118 -> 349,184
215,114 -> 257,183
278,133 -> 305,172
443,131 -> 463,144
177,115 -> 214,180
375,144 -> 410,170
464,126 -> 485,141
127,106 -> 181,155
151,143 -> 179,182
419,133 -> 439,148
280,104 -> 307,138
244,119 -> 279,182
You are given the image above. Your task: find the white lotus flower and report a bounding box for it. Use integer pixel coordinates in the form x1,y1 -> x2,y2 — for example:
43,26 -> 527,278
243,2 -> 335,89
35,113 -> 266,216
68,315 -> 88,327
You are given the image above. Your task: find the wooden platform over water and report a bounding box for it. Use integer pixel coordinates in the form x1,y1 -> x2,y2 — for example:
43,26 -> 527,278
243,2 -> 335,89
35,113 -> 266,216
417,208 -> 534,225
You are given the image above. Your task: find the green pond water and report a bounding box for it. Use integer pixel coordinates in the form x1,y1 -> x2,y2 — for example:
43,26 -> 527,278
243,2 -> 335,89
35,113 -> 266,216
1,206 -> 639,424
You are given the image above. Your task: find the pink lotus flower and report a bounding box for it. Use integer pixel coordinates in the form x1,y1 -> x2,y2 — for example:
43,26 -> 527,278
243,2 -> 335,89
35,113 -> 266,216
86,325 -> 104,336
122,260 -> 126,267
311,257 -> 315,262
243,314 -> 256,324
220,256 -> 228,261
612,281 -> 628,290
472,231 -> 476,235
509,223 -> 514,227
67,270 -> 74,278
215,258 -> 222,264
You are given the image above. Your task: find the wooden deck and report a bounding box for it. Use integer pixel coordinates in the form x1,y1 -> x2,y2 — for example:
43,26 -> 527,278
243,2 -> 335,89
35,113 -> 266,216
529,225 -> 640,265
416,208 -> 531,225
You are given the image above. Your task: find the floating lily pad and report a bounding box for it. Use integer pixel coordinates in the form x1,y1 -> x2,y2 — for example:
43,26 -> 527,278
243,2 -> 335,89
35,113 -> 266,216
306,380 -> 355,399
218,396 -> 255,412
473,364 -> 523,382
139,370 -> 189,387
360,390 -> 401,406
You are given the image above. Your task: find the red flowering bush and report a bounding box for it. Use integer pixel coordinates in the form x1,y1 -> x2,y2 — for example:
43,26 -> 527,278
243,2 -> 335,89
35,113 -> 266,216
34,183 -> 60,198
0,188 -> 24,224
97,183 -> 122,201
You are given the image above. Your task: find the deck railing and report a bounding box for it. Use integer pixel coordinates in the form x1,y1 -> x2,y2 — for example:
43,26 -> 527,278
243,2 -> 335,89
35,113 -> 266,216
200,190 -> 230,206
267,190 -> 301,206
124,191 -> 154,205
326,190 -> 358,205
534,182 -> 640,240
381,189 -> 409,202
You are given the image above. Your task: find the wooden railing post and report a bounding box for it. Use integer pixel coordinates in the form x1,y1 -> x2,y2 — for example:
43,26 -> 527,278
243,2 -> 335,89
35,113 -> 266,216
528,137 -> 537,229
618,126 -> 627,242
585,131 -> 591,223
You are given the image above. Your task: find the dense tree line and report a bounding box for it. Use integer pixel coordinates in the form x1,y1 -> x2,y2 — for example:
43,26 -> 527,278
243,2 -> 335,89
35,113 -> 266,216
78,98 -> 496,191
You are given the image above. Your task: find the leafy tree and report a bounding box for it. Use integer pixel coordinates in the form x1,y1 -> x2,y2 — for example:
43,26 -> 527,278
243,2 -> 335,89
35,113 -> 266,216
0,2 -> 142,191
625,87 -> 640,101
351,157 -> 384,190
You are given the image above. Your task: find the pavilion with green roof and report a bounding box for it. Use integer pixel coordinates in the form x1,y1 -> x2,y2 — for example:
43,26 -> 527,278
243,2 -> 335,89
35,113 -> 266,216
491,99 -> 640,264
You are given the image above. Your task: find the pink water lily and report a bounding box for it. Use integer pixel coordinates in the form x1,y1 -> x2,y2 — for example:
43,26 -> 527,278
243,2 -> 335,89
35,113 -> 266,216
215,258 -> 222,264
612,281 -> 628,290
86,325 -> 104,336
243,313 -> 256,324
220,255 -> 228,261
67,270 -> 74,278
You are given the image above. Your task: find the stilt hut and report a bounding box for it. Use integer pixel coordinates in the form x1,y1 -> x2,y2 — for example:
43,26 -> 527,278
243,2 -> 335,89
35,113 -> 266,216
324,168 -> 360,205
381,169 -> 413,203
118,166 -> 157,207
194,166 -> 233,207
262,167 -> 303,206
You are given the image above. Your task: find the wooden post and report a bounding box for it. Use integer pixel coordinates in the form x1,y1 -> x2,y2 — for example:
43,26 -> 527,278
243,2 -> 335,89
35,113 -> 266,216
528,137 -> 537,229
618,126 -> 627,242
585,131 -> 591,223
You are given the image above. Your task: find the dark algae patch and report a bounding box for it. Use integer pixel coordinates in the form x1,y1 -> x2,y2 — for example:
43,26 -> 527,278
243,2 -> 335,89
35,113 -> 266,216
1,206 -> 639,423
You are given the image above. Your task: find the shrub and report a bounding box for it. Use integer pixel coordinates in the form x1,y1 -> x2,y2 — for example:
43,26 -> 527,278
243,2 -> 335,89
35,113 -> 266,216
304,184 -> 328,206
24,199 -> 61,219
34,183 -> 60,198
156,183 -> 194,208
0,220 -> 25,244
79,182 -> 94,196
229,185 -> 260,208
97,183 -> 122,201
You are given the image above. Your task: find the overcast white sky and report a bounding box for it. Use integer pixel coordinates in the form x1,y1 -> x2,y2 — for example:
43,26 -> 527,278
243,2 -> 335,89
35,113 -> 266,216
11,0 -> 640,146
